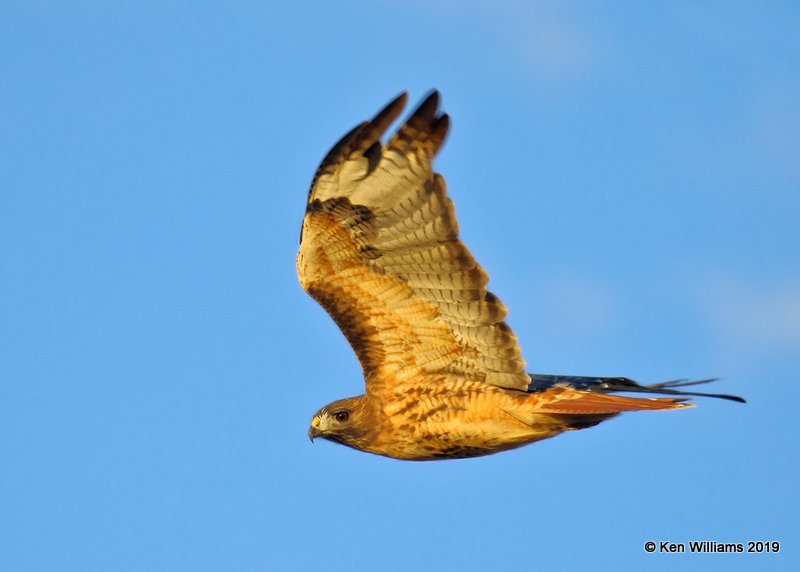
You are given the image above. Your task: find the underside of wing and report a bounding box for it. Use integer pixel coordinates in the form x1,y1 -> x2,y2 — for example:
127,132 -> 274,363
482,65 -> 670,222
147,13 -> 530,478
297,92 -> 529,391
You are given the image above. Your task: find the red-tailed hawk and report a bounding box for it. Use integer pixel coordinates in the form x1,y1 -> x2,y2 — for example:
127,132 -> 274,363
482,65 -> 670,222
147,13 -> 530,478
297,91 -> 743,461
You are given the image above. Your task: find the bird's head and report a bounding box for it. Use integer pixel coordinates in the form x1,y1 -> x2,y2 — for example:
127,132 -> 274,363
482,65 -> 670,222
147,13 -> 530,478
308,396 -> 371,449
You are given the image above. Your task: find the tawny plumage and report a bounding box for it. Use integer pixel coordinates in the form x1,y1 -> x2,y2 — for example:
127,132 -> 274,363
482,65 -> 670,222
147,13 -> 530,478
298,91 -> 744,461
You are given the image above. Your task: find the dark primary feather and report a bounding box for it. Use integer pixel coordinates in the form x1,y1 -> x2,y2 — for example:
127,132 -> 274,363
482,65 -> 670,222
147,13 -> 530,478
306,92 -> 408,205
528,374 -> 746,403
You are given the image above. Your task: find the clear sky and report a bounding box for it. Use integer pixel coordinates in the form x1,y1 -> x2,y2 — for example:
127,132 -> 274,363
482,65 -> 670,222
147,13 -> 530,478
2,2 -> 798,571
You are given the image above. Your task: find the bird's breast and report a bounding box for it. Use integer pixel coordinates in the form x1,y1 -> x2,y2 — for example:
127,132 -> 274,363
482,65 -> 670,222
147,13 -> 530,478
365,384 -> 549,460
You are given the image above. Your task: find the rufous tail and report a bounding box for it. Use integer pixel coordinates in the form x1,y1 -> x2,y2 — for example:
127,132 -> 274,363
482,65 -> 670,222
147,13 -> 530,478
531,387 -> 692,415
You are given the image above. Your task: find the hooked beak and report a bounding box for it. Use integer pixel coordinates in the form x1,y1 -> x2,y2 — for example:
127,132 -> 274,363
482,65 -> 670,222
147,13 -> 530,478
308,416 -> 322,443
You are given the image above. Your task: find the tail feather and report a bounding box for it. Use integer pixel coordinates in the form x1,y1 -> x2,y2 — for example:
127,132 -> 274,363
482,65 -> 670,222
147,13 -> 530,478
528,374 -> 746,404
532,388 -> 692,414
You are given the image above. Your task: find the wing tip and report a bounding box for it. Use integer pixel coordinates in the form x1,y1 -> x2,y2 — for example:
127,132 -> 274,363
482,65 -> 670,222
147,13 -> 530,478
407,89 -> 441,127
430,113 -> 450,153
370,91 -> 409,134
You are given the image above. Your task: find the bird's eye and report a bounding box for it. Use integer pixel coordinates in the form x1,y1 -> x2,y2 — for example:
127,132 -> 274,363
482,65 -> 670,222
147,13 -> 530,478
334,410 -> 350,423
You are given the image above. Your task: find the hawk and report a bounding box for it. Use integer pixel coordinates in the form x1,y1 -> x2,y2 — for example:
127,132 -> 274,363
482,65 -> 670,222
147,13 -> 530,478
297,91 -> 743,461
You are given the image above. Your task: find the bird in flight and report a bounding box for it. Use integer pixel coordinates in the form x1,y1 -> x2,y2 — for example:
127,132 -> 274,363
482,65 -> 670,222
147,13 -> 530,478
297,91 -> 743,461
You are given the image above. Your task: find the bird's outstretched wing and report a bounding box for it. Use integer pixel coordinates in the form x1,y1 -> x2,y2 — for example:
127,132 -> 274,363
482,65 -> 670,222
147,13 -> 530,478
297,92 -> 529,391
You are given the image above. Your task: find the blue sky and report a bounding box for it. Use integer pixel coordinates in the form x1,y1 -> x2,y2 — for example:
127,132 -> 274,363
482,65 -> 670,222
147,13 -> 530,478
2,2 -> 798,571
